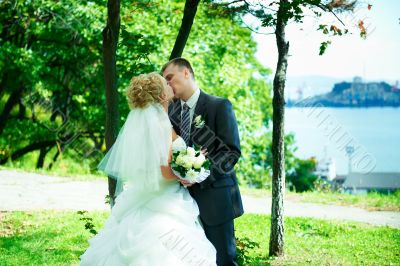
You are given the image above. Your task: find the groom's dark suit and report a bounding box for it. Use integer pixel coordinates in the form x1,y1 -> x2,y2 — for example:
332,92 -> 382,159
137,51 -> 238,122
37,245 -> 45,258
169,90 -> 244,266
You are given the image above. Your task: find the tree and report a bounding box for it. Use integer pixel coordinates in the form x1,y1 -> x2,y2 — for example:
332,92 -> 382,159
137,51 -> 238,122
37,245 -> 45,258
103,0 -> 121,207
269,1 -> 289,255
169,0 -> 201,59
210,0 -> 368,256
122,0 -> 275,189
0,0 -> 276,203
0,0 -> 106,168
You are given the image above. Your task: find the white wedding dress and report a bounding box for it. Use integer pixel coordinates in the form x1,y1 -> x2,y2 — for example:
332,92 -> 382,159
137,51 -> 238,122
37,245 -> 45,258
79,104 -> 216,266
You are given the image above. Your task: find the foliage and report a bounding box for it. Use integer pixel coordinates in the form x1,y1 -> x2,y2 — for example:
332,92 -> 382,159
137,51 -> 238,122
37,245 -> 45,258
213,0 -> 368,55
287,157 -> 318,192
0,0 -> 278,187
236,236 -> 261,265
77,211 -> 97,235
0,0 -> 160,171
1,0 -> 328,189
131,0 -> 276,187
313,177 -> 333,193
1,212 -> 399,265
242,132 -> 300,189
207,0 -> 369,255
0,0 -> 108,169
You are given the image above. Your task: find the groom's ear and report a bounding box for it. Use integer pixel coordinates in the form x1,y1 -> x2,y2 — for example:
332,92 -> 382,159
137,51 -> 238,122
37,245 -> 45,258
184,68 -> 190,79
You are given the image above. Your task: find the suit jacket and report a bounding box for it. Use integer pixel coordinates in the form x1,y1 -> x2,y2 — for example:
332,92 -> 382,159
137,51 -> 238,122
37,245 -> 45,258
168,90 -> 244,226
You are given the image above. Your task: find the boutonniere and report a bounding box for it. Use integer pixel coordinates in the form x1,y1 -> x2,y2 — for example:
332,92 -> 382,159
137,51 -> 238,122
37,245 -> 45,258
194,114 -> 205,128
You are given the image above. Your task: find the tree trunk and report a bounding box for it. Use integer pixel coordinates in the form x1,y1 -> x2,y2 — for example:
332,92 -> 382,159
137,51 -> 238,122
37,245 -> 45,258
103,0 -> 121,207
269,0 -> 289,257
169,0 -> 200,60
0,87 -> 24,135
18,97 -> 26,119
48,147 -> 61,170
0,76 -> 7,99
36,147 -> 50,168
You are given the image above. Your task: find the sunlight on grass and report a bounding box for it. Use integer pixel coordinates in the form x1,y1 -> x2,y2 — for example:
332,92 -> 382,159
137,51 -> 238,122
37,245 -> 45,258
235,214 -> 400,265
1,211 -> 399,265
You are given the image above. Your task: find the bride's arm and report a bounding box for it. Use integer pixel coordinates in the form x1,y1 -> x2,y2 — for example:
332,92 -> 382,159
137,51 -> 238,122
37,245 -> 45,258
172,128 -> 178,141
161,165 -> 178,180
160,144 -> 179,180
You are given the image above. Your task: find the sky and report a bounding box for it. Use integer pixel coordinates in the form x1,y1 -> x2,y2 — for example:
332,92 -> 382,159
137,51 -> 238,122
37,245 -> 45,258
252,0 -> 400,81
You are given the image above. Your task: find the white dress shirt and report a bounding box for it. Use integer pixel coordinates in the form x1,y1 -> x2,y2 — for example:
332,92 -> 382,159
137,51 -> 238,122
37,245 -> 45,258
180,88 -> 200,126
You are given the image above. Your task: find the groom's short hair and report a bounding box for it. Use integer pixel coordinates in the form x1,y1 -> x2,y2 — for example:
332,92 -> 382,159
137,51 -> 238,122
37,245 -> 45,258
161,58 -> 195,80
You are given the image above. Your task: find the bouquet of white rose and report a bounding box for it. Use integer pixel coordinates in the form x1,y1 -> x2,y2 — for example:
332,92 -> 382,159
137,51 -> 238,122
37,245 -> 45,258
171,138 -> 210,184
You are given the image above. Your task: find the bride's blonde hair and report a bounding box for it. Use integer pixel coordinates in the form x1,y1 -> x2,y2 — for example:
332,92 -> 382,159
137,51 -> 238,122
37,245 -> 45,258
126,72 -> 166,109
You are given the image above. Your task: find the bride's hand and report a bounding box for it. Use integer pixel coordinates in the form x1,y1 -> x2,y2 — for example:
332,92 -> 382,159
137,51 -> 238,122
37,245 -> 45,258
179,179 -> 194,187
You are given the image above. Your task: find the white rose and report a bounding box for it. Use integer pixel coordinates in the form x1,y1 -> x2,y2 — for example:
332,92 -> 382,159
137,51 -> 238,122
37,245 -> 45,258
186,169 -> 199,183
182,155 -> 194,169
194,115 -> 201,124
193,154 -> 206,169
186,147 -> 196,157
175,154 -> 185,166
197,154 -> 206,164
194,115 -> 205,128
197,121 -> 205,128
172,137 -> 187,152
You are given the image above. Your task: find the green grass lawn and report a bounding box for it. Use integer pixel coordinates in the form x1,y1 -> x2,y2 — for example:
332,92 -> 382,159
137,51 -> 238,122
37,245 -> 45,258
0,211 -> 399,265
291,190 -> 400,212
240,186 -> 400,212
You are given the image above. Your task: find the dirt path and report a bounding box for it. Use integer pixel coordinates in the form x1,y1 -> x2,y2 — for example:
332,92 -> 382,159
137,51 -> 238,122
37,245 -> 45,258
1,169 -> 399,228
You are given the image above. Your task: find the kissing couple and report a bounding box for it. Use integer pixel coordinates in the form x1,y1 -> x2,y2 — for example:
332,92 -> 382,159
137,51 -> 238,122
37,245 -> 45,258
80,58 -> 244,266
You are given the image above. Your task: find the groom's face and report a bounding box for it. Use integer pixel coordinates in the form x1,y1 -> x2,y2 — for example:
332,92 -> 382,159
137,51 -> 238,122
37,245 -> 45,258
162,64 -> 190,99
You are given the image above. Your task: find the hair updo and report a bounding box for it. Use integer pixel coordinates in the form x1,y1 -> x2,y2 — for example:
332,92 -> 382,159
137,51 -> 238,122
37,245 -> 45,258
125,72 -> 166,109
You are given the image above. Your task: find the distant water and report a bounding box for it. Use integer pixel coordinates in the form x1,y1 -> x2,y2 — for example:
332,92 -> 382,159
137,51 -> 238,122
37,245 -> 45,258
285,107 -> 400,175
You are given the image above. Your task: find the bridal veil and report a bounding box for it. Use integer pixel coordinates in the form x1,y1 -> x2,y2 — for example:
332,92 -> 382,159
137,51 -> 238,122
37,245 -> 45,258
97,103 -> 172,195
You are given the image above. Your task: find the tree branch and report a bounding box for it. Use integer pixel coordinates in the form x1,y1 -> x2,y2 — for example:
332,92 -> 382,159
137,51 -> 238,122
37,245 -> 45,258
0,140 -> 57,164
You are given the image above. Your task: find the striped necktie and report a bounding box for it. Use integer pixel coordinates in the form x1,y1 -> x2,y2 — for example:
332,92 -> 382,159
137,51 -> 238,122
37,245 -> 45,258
181,103 -> 191,145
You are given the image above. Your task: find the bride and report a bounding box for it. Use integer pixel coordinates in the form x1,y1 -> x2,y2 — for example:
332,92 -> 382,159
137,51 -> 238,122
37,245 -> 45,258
79,73 -> 217,265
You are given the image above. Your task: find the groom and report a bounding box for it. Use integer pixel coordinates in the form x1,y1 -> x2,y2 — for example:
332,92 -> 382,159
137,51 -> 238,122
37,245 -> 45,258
162,58 -> 244,266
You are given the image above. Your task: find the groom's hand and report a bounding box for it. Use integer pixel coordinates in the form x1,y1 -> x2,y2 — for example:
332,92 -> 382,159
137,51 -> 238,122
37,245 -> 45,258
200,147 -> 208,157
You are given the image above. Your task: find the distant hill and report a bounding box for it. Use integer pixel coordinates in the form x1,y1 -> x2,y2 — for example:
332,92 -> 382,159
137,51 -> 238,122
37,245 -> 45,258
285,75 -> 349,99
288,77 -> 400,107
